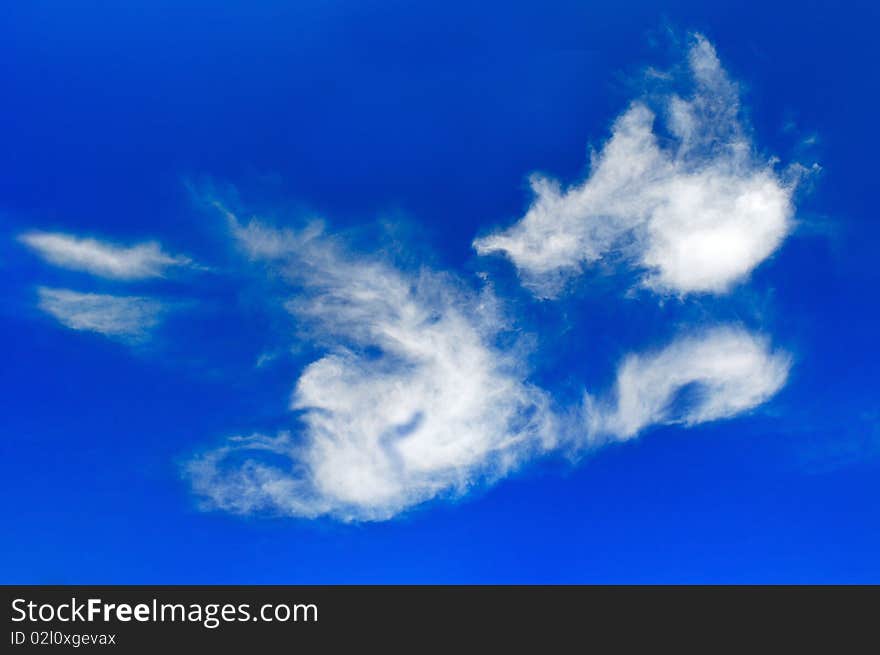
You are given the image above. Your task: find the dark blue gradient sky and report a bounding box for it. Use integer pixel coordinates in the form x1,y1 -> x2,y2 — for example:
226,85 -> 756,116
1,0 -> 878,582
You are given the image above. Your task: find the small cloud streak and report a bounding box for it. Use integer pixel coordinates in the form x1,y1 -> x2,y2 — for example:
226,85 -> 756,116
474,34 -> 803,298
37,287 -> 164,341
20,231 -> 193,280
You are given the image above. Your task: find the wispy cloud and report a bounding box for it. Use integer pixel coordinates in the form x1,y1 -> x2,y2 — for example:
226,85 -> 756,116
584,327 -> 791,443
185,210 -> 791,521
37,287 -> 164,341
187,215 -> 559,521
20,231 -> 193,280
474,34 -> 807,298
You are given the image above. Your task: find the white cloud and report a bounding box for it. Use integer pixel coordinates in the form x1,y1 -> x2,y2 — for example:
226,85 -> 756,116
19,231 -> 192,279
474,34 -> 801,298
37,287 -> 164,340
585,327 -> 791,442
187,217 -> 559,521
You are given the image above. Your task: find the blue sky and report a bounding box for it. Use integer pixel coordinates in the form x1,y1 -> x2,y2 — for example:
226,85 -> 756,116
1,1 -> 878,582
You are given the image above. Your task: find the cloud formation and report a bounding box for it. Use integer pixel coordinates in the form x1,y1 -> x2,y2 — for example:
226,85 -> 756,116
585,327 -> 791,442
187,217 -> 559,521
37,287 -> 164,341
474,34 -> 800,298
6,33 -> 803,522
182,34 -> 802,521
20,231 -> 192,279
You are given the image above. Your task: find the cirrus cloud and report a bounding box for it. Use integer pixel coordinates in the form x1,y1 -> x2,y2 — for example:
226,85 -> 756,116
187,215 -> 560,521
